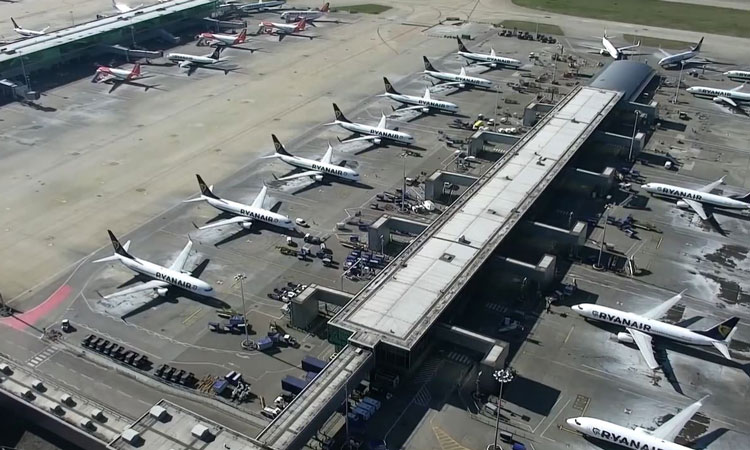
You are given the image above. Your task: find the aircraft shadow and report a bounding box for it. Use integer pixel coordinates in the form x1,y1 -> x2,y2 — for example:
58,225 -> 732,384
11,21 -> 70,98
691,427 -> 730,449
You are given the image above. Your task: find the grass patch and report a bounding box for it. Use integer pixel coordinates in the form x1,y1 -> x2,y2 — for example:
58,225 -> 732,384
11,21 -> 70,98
512,0 -> 750,38
622,34 -> 693,50
331,4 -> 391,14
497,20 -> 564,35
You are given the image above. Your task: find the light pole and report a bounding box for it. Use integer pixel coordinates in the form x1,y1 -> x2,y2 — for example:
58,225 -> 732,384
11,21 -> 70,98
401,153 -> 407,213
233,273 -> 251,348
380,234 -> 385,255
672,61 -> 685,104
628,109 -> 642,162
489,368 -> 514,450
594,205 -> 610,271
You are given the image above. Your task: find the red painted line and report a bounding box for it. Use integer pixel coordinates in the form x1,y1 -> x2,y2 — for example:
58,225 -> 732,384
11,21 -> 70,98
1,284 -> 72,331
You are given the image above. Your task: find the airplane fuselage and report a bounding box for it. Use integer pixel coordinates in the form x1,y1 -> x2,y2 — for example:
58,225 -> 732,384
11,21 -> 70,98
385,92 -> 459,113
167,53 -> 219,65
334,120 -> 414,144
198,32 -> 241,45
15,28 -> 45,37
458,51 -> 521,68
574,304 -> 718,347
567,417 -> 691,450
98,67 -> 136,80
641,182 -> 749,210
281,10 -> 324,21
686,86 -> 750,103
602,36 -> 621,59
278,154 -> 360,182
725,70 -> 750,81
424,70 -> 492,89
116,255 -> 213,295
204,196 -> 295,230
659,50 -> 698,67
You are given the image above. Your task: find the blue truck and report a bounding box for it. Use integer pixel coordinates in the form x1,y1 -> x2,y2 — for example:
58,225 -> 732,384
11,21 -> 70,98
301,355 -> 327,373
281,375 -> 308,395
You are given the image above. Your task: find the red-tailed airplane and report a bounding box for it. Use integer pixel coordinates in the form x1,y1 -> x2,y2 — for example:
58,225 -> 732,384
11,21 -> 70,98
258,18 -> 313,41
196,28 -> 251,48
91,63 -> 154,93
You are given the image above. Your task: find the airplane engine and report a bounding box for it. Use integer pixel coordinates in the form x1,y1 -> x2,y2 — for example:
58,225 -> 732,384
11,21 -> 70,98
490,63 -> 497,68
314,174 -> 324,182
458,83 -> 466,89
713,97 -> 723,104
179,61 -> 190,68
241,221 -> 253,230
373,138 -> 382,145
616,332 -> 634,344
421,107 -> 430,113
156,287 -> 169,297
676,199 -> 689,209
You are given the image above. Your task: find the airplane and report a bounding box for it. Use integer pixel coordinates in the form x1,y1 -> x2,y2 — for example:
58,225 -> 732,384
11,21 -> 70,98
228,0 -> 286,12
686,84 -> 750,110
185,174 -> 296,232
11,18 -> 49,37
326,103 -> 415,146
422,56 -> 493,90
91,63 -> 153,93
572,291 -> 739,370
379,77 -> 459,115
93,230 -> 214,299
456,37 -> 522,69
657,37 -> 705,67
258,18 -> 312,41
279,2 -> 329,23
567,396 -> 708,450
265,134 -> 360,183
112,0 -> 143,13
724,70 -> 750,82
580,30 -> 643,60
641,176 -> 750,220
166,47 -> 230,75
196,28 -> 249,48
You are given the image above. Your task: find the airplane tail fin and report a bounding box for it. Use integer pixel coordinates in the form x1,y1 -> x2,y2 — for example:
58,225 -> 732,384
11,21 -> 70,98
41,26 -> 50,33
271,134 -> 293,156
210,46 -> 223,59
131,63 -> 141,77
693,37 -> 704,52
195,174 -> 221,200
457,37 -> 469,53
332,103 -> 350,123
11,17 -> 19,29
731,191 -> 750,203
383,77 -> 399,95
295,19 -> 306,31
696,317 -> 740,342
237,28 -> 247,43
95,230 -> 133,261
423,56 -> 436,72
320,2 -> 329,12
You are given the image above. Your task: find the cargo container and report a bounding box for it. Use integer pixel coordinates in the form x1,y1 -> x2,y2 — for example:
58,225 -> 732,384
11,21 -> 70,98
301,355 -> 327,373
257,337 -> 274,351
362,397 -> 381,410
352,406 -> 371,421
358,402 -> 376,415
213,379 -> 229,394
281,375 -> 308,395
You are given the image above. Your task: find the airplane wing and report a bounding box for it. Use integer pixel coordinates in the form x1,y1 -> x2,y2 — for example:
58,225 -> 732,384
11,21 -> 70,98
252,185 -> 268,209
338,135 -> 380,144
697,176 -> 725,193
627,328 -> 659,370
103,279 -> 169,299
435,81 -> 466,88
320,144 -> 334,165
657,48 -> 671,57
714,96 -> 738,108
197,215 -> 251,230
650,396 -> 707,441
731,84 -> 746,92
169,239 -> 193,271
396,105 -> 429,112
377,114 -> 387,129
275,170 -> 321,181
617,43 -> 640,51
423,88 -> 431,100
682,198 -> 710,220
642,290 -> 685,320
579,43 -> 604,51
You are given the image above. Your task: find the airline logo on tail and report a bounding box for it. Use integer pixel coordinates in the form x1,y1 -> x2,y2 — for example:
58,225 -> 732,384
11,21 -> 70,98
274,139 -> 282,151
131,63 -> 141,78
295,19 -> 306,31
718,324 -> 732,338
235,28 -> 247,43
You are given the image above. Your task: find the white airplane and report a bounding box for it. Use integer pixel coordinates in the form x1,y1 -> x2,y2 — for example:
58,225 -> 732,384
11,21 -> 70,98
279,2 -> 329,23
93,230 -> 214,299
166,47 -> 230,75
196,28 -> 248,47
724,70 -> 750,82
456,37 -> 521,69
657,37 -> 705,67
112,0 -> 143,13
567,396 -> 708,450
186,175 -> 296,232
327,103 -> 415,146
686,84 -> 750,110
229,0 -> 286,12
641,176 -> 750,220
422,56 -> 493,90
580,30 -> 642,60
572,291 -> 739,370
265,134 -> 361,183
11,18 -> 49,37
91,63 -> 153,93
380,77 -> 459,114
258,18 -> 312,41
